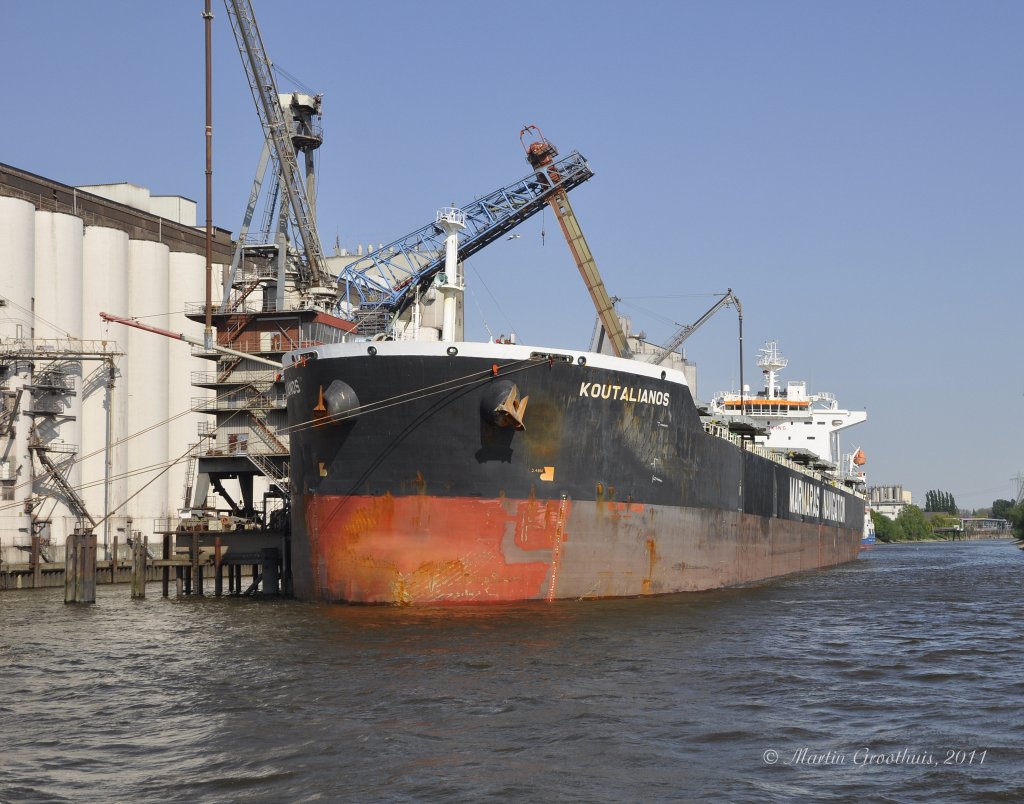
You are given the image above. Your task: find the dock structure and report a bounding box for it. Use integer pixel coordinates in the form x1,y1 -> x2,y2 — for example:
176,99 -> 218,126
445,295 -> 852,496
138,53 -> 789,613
1,524 -> 287,599
153,525 -> 286,598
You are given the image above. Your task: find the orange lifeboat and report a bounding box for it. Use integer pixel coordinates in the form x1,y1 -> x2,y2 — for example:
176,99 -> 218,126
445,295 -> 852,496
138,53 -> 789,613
853,448 -> 867,466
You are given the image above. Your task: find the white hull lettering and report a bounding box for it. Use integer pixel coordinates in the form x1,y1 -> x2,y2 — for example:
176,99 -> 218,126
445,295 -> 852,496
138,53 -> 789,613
789,477 -> 846,523
580,382 -> 671,408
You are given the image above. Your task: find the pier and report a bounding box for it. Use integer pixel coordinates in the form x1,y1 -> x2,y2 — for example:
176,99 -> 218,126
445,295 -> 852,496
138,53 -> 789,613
0,526 -> 287,601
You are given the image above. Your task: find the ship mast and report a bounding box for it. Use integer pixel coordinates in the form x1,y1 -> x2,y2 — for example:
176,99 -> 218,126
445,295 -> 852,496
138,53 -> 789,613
758,341 -> 788,399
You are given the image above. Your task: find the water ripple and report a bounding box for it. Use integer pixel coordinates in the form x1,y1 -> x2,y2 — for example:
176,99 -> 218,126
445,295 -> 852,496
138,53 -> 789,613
1,540 -> 1022,802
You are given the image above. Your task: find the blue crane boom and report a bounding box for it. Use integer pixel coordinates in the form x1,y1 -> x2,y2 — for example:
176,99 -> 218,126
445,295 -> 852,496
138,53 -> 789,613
337,150 -> 595,328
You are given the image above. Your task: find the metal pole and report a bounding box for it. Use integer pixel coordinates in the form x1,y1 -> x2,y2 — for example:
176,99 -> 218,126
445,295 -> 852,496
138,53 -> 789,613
203,0 -> 214,349
737,303 -> 745,416
102,359 -> 114,558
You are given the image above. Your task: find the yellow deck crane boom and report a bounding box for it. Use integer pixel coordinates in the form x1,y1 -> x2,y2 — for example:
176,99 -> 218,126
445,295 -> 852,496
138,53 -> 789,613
520,125 -> 632,359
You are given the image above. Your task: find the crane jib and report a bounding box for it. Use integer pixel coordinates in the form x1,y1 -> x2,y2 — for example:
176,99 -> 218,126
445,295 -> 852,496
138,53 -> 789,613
337,151 -> 595,315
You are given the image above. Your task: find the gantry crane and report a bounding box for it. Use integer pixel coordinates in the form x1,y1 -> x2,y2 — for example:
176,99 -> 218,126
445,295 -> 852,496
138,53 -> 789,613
520,125 -> 631,359
647,289 -> 742,366
223,0 -> 333,307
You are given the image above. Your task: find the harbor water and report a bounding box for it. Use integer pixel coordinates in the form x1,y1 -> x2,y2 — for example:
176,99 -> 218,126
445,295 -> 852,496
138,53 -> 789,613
2,540 -> 1022,802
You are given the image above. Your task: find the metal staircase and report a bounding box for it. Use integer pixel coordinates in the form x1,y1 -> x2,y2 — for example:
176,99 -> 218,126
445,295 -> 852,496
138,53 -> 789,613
29,439 -> 96,529
181,445 -> 199,509
246,450 -> 289,495
247,404 -> 288,455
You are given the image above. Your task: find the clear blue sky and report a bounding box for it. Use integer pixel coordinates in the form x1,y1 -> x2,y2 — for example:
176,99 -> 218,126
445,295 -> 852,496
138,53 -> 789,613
3,1 -> 1021,510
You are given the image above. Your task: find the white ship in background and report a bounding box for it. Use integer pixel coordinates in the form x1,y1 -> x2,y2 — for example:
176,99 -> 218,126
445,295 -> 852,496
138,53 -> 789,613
708,341 -> 867,484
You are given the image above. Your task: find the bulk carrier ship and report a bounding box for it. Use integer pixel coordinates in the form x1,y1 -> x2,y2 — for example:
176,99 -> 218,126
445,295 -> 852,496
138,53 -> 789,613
285,340 -> 865,604
283,130 -> 867,604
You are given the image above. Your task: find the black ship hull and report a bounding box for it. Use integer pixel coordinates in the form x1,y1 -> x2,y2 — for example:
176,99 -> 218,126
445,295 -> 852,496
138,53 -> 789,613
285,341 -> 864,604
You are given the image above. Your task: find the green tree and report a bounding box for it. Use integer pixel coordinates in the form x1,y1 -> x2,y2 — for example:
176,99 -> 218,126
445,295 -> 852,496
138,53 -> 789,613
992,499 -> 1015,520
925,490 -> 959,515
896,504 -> 933,541
1007,502 -> 1024,539
871,509 -> 902,543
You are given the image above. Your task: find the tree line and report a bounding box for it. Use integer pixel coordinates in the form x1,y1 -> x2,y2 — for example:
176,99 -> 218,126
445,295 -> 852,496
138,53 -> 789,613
924,489 -> 958,515
870,495 -> 1024,542
870,505 -> 935,542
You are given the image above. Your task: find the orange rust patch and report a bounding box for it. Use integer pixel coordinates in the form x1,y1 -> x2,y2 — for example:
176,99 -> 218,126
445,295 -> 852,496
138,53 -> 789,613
305,494 -> 573,603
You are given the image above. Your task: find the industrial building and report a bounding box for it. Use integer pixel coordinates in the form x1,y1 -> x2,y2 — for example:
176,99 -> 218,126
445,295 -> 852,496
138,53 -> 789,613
0,163 -> 234,565
868,484 -> 914,519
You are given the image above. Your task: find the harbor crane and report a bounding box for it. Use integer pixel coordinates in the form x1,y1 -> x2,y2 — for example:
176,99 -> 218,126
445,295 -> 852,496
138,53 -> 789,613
337,150 -> 597,337
520,125 -> 631,359
647,289 -> 742,366
222,0 -> 334,308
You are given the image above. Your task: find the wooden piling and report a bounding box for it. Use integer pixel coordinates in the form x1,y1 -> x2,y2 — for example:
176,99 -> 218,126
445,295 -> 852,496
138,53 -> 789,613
131,536 -> 147,599
214,537 -> 223,597
162,532 -> 171,598
261,548 -> 280,596
31,535 -> 41,589
191,531 -> 203,596
64,530 -> 97,604
111,534 -> 119,584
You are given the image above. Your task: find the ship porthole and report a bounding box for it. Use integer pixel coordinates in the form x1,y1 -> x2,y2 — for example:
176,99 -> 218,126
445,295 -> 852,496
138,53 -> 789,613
367,346 -> 377,356
660,370 -> 666,380
577,356 -> 586,366
447,346 -> 458,356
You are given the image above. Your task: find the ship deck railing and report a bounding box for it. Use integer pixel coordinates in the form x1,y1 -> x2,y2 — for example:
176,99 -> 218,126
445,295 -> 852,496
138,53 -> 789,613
191,369 -> 282,387
703,420 -> 859,492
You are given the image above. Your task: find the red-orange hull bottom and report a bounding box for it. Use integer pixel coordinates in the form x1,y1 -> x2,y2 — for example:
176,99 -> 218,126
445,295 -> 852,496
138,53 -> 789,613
292,493 -> 861,604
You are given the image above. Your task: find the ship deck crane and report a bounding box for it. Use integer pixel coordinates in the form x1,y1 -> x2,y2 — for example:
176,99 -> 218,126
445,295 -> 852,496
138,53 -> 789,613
647,289 -> 742,366
223,0 -> 333,305
520,125 -> 631,359
337,150 -> 596,336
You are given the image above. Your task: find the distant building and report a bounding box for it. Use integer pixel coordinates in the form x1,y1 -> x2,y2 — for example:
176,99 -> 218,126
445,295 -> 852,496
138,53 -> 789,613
868,484 -> 913,519
960,518 -> 1010,533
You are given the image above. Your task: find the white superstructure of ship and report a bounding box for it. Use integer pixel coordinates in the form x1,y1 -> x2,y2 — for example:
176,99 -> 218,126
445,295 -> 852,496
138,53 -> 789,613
708,341 -> 867,484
